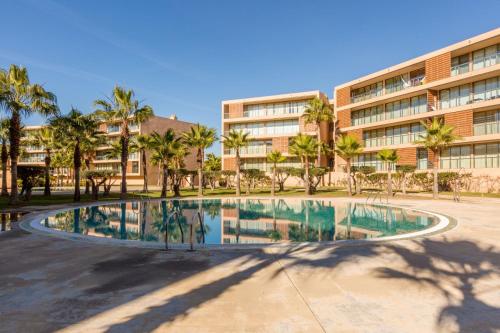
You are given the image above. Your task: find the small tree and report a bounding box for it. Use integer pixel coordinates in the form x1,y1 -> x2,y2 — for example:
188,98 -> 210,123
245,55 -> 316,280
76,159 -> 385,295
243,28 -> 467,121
414,118 -> 461,199
221,130 -> 249,196
267,150 -> 285,196
241,169 -> 262,195
289,133 -> 319,195
395,165 -> 416,195
275,167 -> 294,192
17,166 -> 44,201
84,170 -> 116,200
376,149 -> 399,197
335,135 -> 363,196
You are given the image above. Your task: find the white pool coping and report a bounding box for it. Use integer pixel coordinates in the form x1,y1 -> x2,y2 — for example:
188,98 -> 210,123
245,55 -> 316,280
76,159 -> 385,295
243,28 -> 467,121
20,196 -> 453,251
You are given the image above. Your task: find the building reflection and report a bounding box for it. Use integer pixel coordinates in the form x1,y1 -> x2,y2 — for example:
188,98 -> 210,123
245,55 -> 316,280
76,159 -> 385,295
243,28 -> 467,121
45,199 -> 436,245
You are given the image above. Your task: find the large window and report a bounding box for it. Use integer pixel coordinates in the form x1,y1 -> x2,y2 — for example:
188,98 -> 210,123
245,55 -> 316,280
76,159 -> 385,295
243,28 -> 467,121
440,84 -> 470,109
451,54 -> 470,76
229,120 -> 299,137
20,153 -> 46,163
363,122 -> 424,148
352,153 -> 383,171
472,77 -> 499,102
243,101 -> 308,118
417,148 -> 428,170
473,110 -> 500,136
385,68 -> 425,94
474,143 -> 500,168
440,145 -> 472,169
351,95 -> 427,126
351,82 -> 383,103
472,44 -> 499,70
224,140 -> 272,155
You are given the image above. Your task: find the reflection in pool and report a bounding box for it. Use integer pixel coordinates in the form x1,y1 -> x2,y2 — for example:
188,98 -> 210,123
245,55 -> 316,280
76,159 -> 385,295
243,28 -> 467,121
43,199 -> 437,246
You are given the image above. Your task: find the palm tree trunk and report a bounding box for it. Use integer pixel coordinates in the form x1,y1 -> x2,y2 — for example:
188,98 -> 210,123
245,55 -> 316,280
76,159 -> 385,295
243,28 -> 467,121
142,149 -> 148,193
305,157 -> 311,195
387,164 -> 392,197
161,164 -> 168,198
235,150 -> 241,196
44,151 -> 51,196
198,148 -> 203,196
74,141 -> 81,202
271,163 -> 276,196
84,159 -> 91,195
346,159 -> 352,196
8,111 -> 21,205
1,142 -> 8,197
433,151 -> 439,199
120,134 -> 128,199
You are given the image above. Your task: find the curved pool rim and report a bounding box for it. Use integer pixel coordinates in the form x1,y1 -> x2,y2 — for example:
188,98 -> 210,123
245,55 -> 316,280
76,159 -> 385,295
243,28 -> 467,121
20,197 -> 455,250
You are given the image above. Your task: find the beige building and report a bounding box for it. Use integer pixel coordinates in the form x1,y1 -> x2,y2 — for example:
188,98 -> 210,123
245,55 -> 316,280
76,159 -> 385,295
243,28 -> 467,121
221,91 -> 332,173
334,28 -> 500,177
17,115 -> 198,187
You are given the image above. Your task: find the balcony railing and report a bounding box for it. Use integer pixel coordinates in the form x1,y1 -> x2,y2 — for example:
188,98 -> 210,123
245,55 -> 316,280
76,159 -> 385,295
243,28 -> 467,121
451,62 -> 470,76
224,146 -> 273,155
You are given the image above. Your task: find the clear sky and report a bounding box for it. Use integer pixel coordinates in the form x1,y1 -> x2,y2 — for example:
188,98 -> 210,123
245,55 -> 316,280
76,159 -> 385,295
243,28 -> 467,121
1,0 -> 499,153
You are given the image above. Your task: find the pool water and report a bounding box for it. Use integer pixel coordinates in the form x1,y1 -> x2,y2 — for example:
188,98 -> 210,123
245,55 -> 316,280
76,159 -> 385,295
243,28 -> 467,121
42,199 -> 438,246
0,212 -> 24,233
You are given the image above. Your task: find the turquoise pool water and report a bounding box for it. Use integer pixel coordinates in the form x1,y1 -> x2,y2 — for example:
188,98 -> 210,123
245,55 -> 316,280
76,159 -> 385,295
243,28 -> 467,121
42,199 -> 437,246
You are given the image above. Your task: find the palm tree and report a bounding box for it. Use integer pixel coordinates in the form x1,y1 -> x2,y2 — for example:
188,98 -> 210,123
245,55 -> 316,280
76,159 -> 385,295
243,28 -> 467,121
267,150 -> 285,196
289,133 -> 319,195
149,129 -> 179,198
29,127 -> 57,196
0,65 -> 59,204
0,119 -> 9,196
204,153 -> 221,171
303,97 -> 334,167
50,109 -> 101,201
81,134 -> 105,195
221,129 -> 249,196
135,134 -> 152,193
335,135 -> 363,196
170,141 -> 189,197
94,86 -> 153,199
414,117 -> 461,199
376,149 -> 399,197
182,124 -> 217,196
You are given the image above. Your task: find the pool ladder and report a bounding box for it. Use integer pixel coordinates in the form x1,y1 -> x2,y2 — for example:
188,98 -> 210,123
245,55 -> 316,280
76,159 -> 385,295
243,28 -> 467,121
164,209 -> 205,251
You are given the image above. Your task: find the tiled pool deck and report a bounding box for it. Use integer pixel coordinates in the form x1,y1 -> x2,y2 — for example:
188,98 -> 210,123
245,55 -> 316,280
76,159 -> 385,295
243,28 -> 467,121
1,197 -> 499,332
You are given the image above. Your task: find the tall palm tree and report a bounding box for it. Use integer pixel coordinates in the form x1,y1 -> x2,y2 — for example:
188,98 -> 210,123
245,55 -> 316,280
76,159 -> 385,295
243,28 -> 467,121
149,129 -> 179,198
182,124 -> 217,196
289,133 -> 319,195
94,86 -> 153,199
29,127 -> 57,196
376,149 -> 399,197
135,134 -> 152,193
266,150 -> 285,196
335,135 -> 363,196
50,109 -> 101,201
303,97 -> 334,167
221,129 -> 249,196
170,141 -> 189,197
414,117 -> 461,199
0,65 -> 59,204
0,119 -> 9,196
81,134 -> 105,195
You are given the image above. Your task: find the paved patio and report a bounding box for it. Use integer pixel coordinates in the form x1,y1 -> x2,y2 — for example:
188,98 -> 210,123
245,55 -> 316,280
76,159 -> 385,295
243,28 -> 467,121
1,197 -> 499,333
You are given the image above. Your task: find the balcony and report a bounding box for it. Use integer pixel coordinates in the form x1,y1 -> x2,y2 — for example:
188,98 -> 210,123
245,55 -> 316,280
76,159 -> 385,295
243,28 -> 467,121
451,62 -> 470,76
224,146 -> 273,156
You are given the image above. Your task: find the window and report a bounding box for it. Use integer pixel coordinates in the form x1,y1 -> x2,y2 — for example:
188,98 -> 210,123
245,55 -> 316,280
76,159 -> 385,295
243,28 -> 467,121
229,120 -> 299,137
440,84 -> 470,109
243,100 -> 308,118
451,54 -> 469,76
352,153 -> 383,171
473,110 -> 500,136
351,82 -> 383,103
107,124 -> 120,133
417,149 -> 428,170
474,143 -> 500,168
472,44 -> 499,70
473,77 -> 499,102
131,161 -> 139,173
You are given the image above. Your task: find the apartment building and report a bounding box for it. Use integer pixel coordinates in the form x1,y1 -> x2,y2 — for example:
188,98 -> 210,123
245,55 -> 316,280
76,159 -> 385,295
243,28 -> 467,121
221,91 -> 332,173
19,115 -> 197,186
334,28 -> 500,175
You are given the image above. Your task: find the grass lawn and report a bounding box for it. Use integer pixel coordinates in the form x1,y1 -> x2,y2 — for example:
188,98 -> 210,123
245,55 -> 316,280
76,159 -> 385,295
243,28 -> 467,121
1,186 -> 498,210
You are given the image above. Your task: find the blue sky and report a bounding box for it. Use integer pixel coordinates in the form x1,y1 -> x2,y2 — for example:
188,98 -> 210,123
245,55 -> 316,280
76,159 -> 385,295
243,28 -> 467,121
1,0 -> 499,153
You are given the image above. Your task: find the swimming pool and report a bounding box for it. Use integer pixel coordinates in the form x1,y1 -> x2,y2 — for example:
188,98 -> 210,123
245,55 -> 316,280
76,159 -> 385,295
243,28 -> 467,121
36,198 -> 443,248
